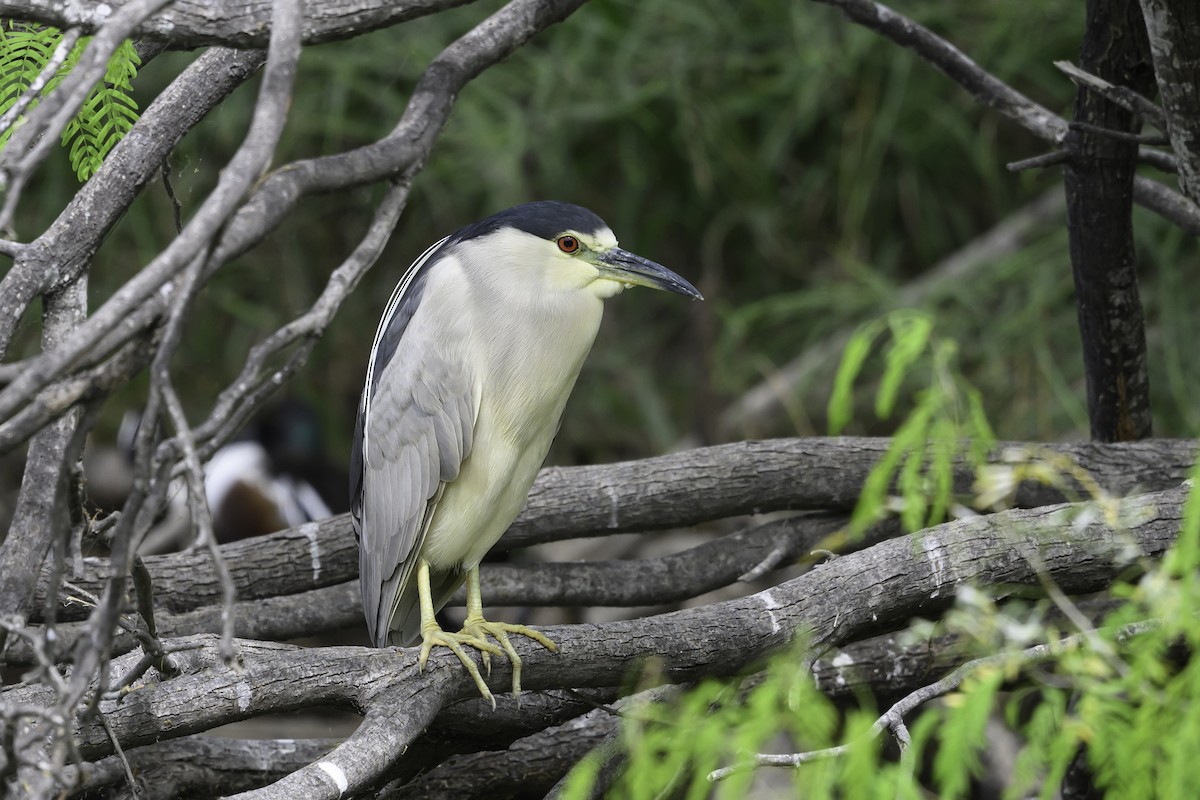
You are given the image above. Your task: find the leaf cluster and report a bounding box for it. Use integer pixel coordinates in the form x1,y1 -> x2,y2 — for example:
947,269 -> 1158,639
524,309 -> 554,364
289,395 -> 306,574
0,23 -> 140,181
828,309 -> 995,536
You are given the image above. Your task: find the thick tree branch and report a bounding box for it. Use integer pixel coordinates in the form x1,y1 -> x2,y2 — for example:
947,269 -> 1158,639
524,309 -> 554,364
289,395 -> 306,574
0,0 -> 476,48
390,700 -> 623,799
5,480 -> 1185,797
70,736 -> 340,799
18,438 -> 1193,632
0,277 -> 86,650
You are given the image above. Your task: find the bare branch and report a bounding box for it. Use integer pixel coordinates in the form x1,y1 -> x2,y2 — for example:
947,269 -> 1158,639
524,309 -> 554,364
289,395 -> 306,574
3,479 -> 1184,796
1055,60 -> 1167,128
0,47 -> 264,359
473,513 -> 848,607
0,0 -> 176,230
0,275 -> 86,649
0,0 -> 476,48
810,0 -> 1200,237
15,437 -> 1191,635
70,736 -> 340,799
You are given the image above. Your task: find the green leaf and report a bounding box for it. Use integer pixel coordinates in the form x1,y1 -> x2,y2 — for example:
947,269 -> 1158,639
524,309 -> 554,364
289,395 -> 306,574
877,311 -> 932,419
828,319 -> 882,434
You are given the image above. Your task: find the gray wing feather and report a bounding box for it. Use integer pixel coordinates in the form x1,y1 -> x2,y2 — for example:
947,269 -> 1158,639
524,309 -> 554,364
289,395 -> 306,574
351,240 -> 477,648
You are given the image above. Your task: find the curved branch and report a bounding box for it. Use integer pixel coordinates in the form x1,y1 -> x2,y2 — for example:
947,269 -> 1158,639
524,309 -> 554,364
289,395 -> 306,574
0,0 -> 593,444
210,0 -> 591,265
475,513 -> 847,607
0,47 -> 265,360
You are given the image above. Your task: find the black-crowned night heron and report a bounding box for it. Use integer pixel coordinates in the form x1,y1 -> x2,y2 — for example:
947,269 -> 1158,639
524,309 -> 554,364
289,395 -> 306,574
350,201 -> 701,704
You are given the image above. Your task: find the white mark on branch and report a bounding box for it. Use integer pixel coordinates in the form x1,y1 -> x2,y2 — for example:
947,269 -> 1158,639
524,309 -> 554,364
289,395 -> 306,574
739,543 -> 788,582
301,521 -> 322,582
759,589 -> 782,635
235,680 -> 252,711
922,534 -> 951,597
829,652 -> 854,687
605,485 -> 620,528
317,760 -> 349,795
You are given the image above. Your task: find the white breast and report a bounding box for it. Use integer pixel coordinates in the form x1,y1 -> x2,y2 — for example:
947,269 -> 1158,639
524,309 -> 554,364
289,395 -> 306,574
418,247 -> 606,570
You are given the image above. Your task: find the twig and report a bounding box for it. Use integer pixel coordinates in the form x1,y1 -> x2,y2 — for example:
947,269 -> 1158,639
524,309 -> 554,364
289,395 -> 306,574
1007,152 -> 1068,172
1054,60 -> 1166,129
707,619 -> 1159,782
162,381 -> 236,662
96,709 -> 141,799
1068,120 -> 1169,146
160,157 -> 184,234
189,179 -> 411,460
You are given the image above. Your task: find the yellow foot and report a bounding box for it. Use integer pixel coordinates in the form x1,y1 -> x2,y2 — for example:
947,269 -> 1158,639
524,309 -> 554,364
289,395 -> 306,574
418,624 -> 506,707
460,616 -> 557,698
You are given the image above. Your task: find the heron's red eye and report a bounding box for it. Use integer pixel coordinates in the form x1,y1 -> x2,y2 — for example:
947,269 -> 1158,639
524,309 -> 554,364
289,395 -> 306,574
557,235 -> 580,254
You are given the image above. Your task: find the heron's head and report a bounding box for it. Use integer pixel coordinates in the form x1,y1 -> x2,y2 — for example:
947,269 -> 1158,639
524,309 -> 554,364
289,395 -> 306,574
450,201 -> 702,301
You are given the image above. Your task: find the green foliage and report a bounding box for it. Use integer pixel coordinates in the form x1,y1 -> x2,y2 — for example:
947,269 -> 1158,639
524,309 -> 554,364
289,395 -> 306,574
0,23 -> 140,181
557,326 -> 1200,799
559,520 -> 1197,800
828,310 -> 996,536
556,654 -> 913,799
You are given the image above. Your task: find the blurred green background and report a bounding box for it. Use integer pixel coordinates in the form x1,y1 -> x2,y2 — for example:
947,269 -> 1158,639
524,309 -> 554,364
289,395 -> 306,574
11,0 -> 1200,476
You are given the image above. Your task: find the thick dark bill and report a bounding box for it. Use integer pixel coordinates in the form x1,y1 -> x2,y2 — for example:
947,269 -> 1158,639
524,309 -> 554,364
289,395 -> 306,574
595,248 -> 703,299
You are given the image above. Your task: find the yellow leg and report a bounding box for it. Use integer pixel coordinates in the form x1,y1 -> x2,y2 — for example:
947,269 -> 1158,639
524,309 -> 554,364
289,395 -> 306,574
415,559 -> 504,706
458,565 -> 557,698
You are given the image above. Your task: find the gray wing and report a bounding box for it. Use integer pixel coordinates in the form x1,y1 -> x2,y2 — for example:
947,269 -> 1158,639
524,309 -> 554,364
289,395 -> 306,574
351,238 -> 477,647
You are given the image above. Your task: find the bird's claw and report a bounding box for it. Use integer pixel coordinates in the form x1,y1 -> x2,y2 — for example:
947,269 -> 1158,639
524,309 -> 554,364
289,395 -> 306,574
417,625 -> 506,708
459,617 -> 557,698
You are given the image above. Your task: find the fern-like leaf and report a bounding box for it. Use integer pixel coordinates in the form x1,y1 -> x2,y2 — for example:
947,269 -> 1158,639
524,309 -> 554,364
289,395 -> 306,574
0,26 -> 140,180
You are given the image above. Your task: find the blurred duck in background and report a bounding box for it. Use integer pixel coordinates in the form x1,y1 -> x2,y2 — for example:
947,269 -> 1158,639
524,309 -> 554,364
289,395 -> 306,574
90,399 -> 345,554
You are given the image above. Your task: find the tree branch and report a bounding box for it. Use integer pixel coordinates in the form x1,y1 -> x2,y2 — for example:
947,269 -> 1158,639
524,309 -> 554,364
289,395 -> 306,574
0,46 -> 264,359
1138,0 -> 1200,204
5,480 -> 1185,796
810,0 -> 1200,237
0,0 -> 476,48
17,438 -> 1193,634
